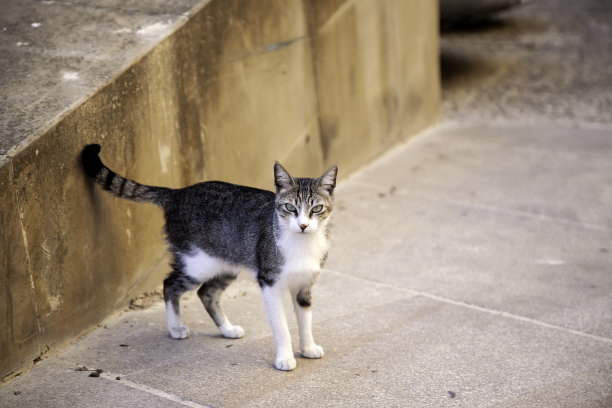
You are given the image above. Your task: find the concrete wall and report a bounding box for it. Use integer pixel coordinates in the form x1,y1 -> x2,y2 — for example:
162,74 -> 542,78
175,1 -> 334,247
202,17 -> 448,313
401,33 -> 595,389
1,0 -> 439,379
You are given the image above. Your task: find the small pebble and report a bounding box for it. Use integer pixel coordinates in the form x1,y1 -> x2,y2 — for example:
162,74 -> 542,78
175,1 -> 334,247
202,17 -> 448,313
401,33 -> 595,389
448,391 -> 456,399
89,372 -> 100,377
116,377 -> 121,381
14,391 -> 21,395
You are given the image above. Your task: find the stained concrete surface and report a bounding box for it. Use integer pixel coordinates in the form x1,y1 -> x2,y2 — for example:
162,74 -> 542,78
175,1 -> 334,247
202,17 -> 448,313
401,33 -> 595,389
441,0 -> 612,125
2,0 -> 612,406
1,121 -> 611,407
0,0 -> 205,165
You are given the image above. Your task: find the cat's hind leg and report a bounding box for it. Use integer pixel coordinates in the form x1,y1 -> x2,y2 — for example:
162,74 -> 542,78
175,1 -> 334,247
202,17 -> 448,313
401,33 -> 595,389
197,274 -> 245,339
163,272 -> 198,340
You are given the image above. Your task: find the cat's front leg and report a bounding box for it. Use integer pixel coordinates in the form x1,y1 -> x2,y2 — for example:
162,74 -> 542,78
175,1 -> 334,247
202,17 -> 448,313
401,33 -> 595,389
261,285 -> 296,371
293,286 -> 324,359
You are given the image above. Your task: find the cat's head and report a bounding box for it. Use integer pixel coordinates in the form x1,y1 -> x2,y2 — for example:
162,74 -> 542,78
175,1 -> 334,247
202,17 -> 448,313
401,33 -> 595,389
273,162 -> 338,234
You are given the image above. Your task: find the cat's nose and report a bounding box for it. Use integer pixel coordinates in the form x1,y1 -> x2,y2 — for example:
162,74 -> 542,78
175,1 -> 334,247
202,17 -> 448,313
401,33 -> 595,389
300,223 -> 308,231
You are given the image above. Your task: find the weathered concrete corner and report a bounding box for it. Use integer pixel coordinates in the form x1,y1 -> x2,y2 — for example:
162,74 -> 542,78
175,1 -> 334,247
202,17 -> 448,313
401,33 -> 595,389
310,0 -> 440,175
0,164 -> 40,377
0,0 -> 439,378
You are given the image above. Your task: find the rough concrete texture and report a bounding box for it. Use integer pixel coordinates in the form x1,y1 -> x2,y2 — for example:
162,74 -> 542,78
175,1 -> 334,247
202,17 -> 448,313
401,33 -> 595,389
5,0 -> 611,406
4,0 -> 609,405
311,0 -> 440,175
441,0 -> 612,125
333,124 -> 612,339
1,121 -> 611,407
0,0 -> 206,166
0,0 -> 439,378
0,164 -> 40,376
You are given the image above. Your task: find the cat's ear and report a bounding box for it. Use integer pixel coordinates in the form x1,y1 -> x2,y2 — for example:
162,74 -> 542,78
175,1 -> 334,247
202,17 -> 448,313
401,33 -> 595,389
274,162 -> 294,193
317,165 -> 338,194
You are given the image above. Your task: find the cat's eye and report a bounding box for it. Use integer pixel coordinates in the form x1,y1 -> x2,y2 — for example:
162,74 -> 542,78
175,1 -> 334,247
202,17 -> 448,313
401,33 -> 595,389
311,204 -> 324,214
284,203 -> 297,213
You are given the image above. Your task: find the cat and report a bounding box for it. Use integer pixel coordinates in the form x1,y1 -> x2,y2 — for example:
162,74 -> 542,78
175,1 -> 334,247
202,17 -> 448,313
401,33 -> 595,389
81,144 -> 338,371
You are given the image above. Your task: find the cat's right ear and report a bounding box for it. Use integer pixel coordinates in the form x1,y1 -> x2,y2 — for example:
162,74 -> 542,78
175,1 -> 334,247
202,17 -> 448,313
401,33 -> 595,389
274,162 -> 294,193
317,165 -> 338,195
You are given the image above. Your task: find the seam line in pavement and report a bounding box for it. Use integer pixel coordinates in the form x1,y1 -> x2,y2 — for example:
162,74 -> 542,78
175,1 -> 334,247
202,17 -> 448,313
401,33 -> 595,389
347,181 -> 611,233
100,371 -> 211,408
324,269 -> 612,345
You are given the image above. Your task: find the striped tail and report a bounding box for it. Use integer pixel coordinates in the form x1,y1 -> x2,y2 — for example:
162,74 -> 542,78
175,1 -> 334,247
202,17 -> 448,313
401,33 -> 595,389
81,144 -> 171,206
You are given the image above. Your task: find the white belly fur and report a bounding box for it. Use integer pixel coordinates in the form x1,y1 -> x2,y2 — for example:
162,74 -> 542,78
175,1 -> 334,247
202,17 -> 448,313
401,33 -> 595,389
179,231 -> 328,288
180,248 -> 246,283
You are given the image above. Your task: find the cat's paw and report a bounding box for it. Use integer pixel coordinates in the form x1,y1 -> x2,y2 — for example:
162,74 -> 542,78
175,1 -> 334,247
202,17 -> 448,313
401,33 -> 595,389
301,344 -> 324,359
169,325 -> 190,340
275,356 -> 297,371
220,325 -> 245,339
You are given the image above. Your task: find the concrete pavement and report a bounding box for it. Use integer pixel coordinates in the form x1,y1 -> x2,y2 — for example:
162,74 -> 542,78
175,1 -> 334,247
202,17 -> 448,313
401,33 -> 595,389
441,0 -> 612,125
1,122 -> 611,407
3,0 -> 612,405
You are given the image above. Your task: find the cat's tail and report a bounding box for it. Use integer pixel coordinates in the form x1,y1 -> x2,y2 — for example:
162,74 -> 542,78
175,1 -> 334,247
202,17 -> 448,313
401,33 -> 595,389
81,144 -> 171,206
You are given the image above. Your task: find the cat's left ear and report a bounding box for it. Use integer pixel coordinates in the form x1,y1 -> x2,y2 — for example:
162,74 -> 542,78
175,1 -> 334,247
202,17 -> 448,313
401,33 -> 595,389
317,165 -> 338,194
274,162 -> 295,193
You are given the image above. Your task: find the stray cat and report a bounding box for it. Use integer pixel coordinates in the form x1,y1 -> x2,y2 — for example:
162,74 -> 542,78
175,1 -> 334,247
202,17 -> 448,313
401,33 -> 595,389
81,144 -> 338,371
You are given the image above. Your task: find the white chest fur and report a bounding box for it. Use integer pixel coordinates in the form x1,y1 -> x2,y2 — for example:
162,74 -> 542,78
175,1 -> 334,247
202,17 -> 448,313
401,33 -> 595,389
278,229 -> 329,284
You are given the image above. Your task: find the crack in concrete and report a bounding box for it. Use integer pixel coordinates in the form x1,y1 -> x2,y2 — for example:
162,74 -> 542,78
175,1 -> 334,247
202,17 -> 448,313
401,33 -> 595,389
10,161 -> 44,360
324,268 -> 612,345
319,0 -> 358,34
99,370 -> 211,408
224,35 -> 307,64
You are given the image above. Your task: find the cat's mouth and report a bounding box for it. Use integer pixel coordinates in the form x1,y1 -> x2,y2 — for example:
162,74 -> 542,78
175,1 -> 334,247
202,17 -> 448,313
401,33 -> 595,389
295,226 -> 313,234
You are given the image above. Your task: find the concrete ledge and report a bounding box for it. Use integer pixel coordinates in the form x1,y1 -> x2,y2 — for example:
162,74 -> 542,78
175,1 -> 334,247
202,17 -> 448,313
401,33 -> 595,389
0,0 -> 439,378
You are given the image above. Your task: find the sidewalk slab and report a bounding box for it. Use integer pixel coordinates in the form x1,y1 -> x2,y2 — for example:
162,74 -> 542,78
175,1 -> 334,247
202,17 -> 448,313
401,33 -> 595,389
330,124 -> 612,340
0,271 -> 612,407
348,123 -> 612,228
1,123 -> 611,407
441,0 -> 612,125
2,273 -> 610,407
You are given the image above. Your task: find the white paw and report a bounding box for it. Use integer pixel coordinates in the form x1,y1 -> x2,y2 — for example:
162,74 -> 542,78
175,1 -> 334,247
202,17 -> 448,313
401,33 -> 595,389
220,325 -> 245,339
302,344 -> 324,359
275,356 -> 297,371
169,325 -> 190,339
